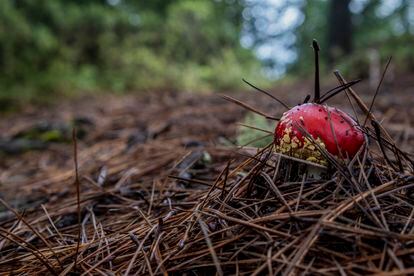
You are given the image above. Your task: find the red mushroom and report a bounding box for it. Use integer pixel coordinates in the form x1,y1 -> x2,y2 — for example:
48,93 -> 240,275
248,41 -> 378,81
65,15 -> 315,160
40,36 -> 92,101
274,40 -> 365,167
274,103 -> 365,166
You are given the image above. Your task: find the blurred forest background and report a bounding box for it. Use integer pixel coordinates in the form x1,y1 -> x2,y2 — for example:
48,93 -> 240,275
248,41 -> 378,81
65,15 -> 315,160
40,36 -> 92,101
1,0 -> 414,110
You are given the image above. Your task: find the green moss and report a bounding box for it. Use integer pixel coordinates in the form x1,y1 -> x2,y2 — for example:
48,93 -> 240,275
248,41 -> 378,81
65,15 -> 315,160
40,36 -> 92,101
39,130 -> 66,142
236,113 -> 274,148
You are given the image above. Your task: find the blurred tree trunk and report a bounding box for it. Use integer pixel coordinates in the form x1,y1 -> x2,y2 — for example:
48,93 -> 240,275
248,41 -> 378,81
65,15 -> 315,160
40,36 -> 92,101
327,0 -> 352,63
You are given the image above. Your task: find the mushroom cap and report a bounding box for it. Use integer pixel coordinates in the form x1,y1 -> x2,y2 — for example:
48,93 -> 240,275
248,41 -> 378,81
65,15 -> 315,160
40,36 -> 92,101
274,103 -> 365,165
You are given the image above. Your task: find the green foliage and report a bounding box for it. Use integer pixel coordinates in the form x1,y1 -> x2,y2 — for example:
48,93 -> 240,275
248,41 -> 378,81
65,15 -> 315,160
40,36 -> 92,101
236,113 -> 273,148
286,0 -> 414,79
0,0 -> 264,108
337,33 -> 414,79
288,0 -> 329,75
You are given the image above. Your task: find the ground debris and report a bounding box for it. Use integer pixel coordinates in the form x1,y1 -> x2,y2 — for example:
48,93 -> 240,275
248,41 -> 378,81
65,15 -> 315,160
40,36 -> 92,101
0,85 -> 413,274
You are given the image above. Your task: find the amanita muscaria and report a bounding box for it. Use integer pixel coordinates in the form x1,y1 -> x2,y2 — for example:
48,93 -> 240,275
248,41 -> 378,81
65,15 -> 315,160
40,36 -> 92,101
274,40 -> 365,166
274,103 -> 365,165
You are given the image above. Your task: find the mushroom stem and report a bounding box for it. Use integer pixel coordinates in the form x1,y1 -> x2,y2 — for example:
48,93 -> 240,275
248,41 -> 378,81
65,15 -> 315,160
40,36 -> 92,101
312,39 -> 320,103
306,165 -> 326,180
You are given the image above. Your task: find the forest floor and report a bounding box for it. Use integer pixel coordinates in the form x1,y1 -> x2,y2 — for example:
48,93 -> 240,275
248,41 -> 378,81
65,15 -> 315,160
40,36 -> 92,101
0,74 -> 413,274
